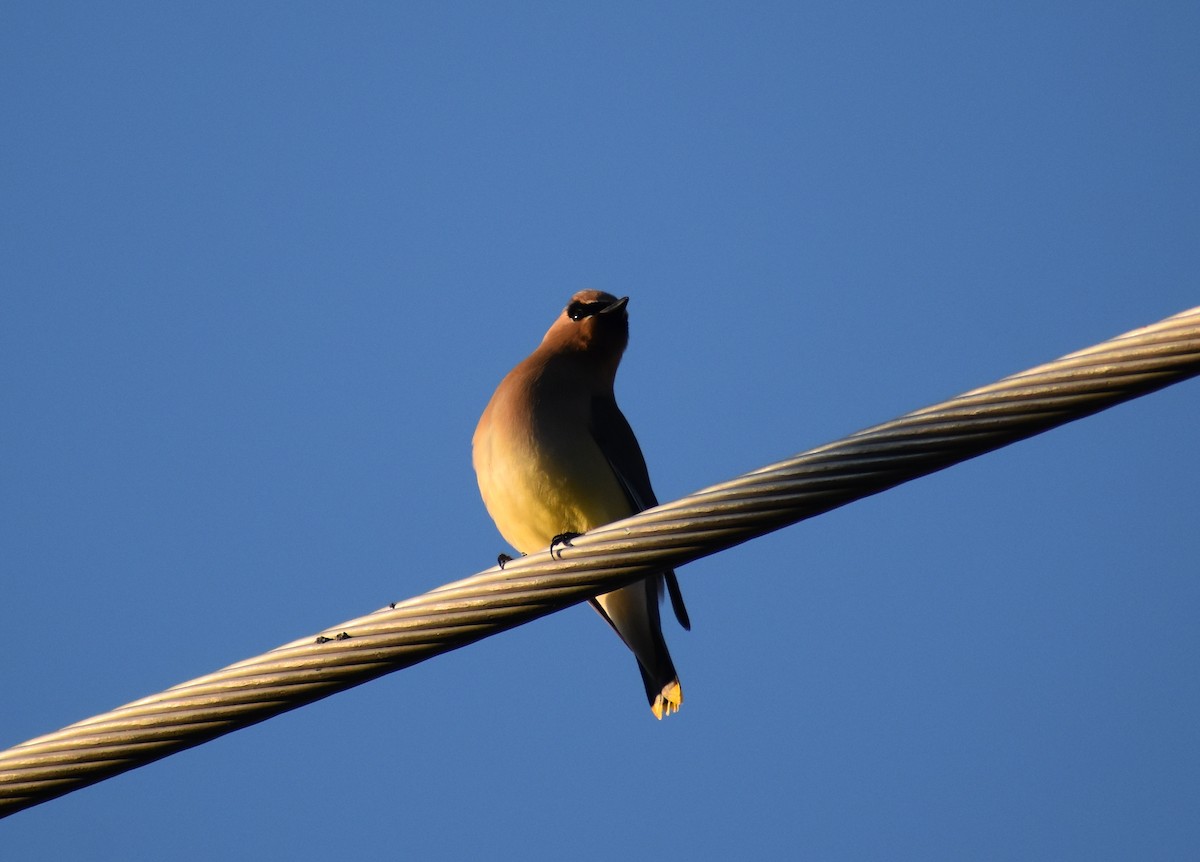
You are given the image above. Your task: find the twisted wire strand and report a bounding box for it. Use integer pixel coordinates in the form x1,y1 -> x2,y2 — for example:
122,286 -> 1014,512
2,306 -> 1198,817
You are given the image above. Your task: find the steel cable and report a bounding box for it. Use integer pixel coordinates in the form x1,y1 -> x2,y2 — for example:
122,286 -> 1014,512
2,306 -> 1197,817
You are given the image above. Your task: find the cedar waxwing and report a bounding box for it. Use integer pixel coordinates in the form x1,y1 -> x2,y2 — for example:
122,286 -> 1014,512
472,291 -> 690,719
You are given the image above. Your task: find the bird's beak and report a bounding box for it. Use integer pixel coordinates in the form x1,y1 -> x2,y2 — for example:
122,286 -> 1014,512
601,296 -> 629,315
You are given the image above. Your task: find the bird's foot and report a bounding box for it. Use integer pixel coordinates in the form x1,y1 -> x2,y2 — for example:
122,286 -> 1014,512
497,553 -> 514,569
550,532 -> 581,558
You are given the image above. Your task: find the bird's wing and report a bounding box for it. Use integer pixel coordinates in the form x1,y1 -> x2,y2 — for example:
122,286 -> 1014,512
589,395 -> 691,631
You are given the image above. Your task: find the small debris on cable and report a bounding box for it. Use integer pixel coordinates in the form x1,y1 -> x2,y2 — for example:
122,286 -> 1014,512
315,632 -> 351,644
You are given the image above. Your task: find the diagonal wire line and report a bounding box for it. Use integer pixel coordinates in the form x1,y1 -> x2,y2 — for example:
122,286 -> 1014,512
2,306 -> 1198,817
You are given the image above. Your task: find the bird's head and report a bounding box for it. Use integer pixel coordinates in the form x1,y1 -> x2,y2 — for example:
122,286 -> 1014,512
541,290 -> 631,379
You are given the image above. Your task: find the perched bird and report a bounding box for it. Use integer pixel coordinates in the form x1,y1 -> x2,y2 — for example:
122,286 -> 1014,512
472,291 -> 690,719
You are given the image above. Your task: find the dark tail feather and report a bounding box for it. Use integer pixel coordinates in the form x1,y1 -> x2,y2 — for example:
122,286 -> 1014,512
636,656 -> 683,720
664,570 -> 690,630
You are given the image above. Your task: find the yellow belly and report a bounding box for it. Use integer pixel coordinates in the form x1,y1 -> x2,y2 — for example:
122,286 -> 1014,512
474,426 -> 631,556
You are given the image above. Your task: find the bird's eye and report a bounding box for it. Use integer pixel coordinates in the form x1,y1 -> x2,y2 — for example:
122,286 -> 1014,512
567,301 -> 591,321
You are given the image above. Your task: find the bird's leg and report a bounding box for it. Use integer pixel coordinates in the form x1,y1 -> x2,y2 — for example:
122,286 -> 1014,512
550,532 -> 582,558
497,553 -> 514,569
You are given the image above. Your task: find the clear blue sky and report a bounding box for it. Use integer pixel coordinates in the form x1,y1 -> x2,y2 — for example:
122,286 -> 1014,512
3,3 -> 1198,859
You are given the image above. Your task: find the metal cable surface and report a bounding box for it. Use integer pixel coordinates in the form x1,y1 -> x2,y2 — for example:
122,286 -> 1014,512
2,306 -> 1198,817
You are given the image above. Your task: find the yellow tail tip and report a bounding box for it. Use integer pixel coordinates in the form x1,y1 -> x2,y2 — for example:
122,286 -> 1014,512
650,680 -> 683,720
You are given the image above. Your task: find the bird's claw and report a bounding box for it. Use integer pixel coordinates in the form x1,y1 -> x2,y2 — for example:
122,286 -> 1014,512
497,553 -> 514,569
550,532 -> 582,558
